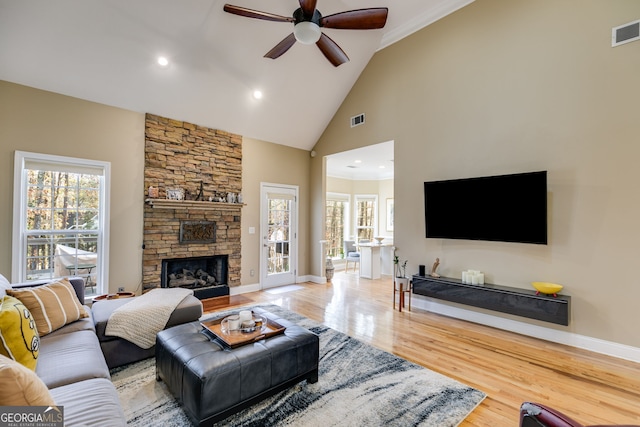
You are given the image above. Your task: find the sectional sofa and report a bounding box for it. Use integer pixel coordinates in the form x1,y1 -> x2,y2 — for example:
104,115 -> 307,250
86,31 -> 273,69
0,275 -> 202,426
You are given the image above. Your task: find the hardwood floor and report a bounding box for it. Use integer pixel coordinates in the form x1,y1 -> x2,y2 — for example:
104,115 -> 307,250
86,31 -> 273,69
203,272 -> 640,426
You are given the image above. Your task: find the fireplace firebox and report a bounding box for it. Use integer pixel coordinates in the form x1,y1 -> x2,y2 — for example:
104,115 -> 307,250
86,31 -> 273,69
161,255 -> 229,300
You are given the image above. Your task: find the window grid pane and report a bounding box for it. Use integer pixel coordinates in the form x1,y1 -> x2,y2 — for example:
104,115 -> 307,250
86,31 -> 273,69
355,198 -> 376,242
23,168 -> 102,293
325,200 -> 345,258
267,198 -> 291,274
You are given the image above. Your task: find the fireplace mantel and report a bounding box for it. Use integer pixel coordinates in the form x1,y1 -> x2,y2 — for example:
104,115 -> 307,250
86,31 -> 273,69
145,198 -> 244,211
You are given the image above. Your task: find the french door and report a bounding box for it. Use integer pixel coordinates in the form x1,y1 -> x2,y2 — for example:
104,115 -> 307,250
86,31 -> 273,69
260,184 -> 298,289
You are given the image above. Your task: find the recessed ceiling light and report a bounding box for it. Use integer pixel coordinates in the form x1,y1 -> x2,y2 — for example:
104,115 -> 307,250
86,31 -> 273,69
379,165 -> 386,169
157,56 -> 169,67
354,159 -> 362,164
252,90 -> 263,100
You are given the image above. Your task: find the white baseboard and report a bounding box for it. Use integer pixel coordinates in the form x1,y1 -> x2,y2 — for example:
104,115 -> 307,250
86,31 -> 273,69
302,275 -> 326,284
229,283 -> 260,294
229,275 -> 326,295
411,295 -> 640,363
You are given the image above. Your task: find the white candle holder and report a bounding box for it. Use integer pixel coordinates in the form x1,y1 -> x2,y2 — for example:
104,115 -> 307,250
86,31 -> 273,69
462,270 -> 484,285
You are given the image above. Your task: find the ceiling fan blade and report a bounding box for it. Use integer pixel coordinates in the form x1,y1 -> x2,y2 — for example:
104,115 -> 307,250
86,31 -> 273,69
298,0 -> 317,19
316,33 -> 349,67
320,8 -> 388,30
264,33 -> 297,59
223,4 -> 294,23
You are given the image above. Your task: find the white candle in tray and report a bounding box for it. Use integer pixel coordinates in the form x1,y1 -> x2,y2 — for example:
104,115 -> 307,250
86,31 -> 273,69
227,315 -> 240,330
239,310 -> 252,321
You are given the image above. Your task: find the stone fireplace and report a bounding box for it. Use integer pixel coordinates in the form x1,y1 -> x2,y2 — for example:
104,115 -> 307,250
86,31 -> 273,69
142,114 -> 242,294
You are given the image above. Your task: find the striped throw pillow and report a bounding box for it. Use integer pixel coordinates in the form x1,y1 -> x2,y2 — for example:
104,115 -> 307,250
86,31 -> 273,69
7,279 -> 88,336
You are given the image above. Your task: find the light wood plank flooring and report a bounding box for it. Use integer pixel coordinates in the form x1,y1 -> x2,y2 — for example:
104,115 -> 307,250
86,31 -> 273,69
203,272 -> 640,426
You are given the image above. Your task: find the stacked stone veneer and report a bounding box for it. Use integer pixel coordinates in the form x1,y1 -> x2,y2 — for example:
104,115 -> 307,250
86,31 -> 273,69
142,114 -> 242,292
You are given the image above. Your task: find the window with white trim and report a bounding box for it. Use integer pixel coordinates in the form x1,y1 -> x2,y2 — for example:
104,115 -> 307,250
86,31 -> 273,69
325,193 -> 350,259
354,195 -> 377,242
12,151 -> 110,298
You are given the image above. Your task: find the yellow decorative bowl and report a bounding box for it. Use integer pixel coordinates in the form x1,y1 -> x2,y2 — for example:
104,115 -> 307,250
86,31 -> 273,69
531,282 -> 563,296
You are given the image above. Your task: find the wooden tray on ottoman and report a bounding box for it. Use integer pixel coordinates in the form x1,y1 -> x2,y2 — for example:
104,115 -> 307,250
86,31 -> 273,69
201,311 -> 286,349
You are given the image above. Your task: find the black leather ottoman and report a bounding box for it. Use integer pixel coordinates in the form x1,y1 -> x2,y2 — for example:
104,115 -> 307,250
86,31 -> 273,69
155,307 -> 319,426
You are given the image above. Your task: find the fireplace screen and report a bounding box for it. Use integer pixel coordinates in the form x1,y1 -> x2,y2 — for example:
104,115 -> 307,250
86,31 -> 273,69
161,255 -> 228,290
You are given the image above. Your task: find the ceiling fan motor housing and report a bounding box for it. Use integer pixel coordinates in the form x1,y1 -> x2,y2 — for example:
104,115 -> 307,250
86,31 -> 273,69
294,8 -> 322,25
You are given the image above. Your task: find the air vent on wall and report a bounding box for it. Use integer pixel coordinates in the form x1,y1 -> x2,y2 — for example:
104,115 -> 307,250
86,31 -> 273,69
612,19 -> 640,47
350,113 -> 365,128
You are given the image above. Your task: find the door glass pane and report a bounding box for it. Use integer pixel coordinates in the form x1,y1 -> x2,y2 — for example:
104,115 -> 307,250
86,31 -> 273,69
267,198 -> 291,275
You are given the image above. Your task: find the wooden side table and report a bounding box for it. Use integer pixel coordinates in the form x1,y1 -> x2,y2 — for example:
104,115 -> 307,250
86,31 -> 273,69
393,278 -> 412,312
92,292 -> 135,303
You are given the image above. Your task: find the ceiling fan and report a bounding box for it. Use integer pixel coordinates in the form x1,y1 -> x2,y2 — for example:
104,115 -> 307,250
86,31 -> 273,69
223,1 -> 388,67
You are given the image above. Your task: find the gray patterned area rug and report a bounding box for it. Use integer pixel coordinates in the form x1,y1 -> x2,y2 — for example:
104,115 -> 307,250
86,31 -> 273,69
111,304 -> 485,426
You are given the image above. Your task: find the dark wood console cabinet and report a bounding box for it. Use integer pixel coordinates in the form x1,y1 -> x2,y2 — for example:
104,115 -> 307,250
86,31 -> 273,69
412,275 -> 570,326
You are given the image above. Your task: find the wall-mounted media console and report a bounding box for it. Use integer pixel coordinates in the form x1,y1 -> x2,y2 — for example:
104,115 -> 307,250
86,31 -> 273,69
412,275 -> 570,325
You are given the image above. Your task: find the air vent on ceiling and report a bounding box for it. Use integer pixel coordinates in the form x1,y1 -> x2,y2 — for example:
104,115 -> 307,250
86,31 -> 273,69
350,113 -> 365,128
612,19 -> 640,47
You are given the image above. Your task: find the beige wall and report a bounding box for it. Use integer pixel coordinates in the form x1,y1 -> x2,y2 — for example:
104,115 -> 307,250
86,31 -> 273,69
241,137 -> 311,285
312,0 -> 640,347
0,81 -> 145,290
0,81 -> 311,292
377,179 -> 393,238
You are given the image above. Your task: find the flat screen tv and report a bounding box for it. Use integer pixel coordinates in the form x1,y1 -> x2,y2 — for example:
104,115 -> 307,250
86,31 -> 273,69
424,171 -> 547,244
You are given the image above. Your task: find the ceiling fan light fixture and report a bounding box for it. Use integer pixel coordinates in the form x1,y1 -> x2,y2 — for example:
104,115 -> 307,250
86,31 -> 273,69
293,21 -> 321,45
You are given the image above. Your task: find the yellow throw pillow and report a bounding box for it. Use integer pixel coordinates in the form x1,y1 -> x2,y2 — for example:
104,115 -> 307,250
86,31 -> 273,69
7,279 -> 88,336
0,295 -> 39,370
0,354 -> 55,406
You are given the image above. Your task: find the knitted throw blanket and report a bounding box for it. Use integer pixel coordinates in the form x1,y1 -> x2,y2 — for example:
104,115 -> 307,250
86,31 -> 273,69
105,288 -> 194,349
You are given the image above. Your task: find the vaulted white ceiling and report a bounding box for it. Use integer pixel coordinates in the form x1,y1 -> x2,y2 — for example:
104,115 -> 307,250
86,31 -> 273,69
0,0 -> 473,151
